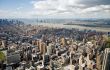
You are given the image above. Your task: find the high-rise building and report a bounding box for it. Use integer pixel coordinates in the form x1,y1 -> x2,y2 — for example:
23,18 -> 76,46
0,40 -> 5,48
79,55 -> 85,70
47,43 -> 53,55
39,40 -> 47,54
102,48 -> 110,70
107,32 -> 110,37
60,37 -> 66,47
43,54 -> 50,66
96,52 -> 102,70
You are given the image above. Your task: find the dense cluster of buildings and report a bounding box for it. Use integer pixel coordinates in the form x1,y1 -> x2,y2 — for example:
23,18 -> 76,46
0,19 -> 110,70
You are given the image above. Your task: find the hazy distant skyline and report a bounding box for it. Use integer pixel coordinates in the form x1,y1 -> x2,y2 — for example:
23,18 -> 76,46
0,0 -> 110,18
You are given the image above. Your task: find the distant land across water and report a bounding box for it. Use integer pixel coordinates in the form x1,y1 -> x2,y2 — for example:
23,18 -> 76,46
0,18 -> 110,32
19,18 -> 110,32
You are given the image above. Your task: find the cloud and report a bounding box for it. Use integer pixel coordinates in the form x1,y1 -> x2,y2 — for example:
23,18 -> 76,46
1,0 -> 110,18
16,7 -> 23,10
31,0 -> 110,18
82,5 -> 110,13
31,0 -> 85,14
78,0 -> 110,6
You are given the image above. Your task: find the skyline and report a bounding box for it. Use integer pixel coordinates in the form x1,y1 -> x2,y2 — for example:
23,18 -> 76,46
0,0 -> 110,19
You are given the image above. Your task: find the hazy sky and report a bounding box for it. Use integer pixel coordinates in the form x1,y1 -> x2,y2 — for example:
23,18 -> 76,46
0,0 -> 110,18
